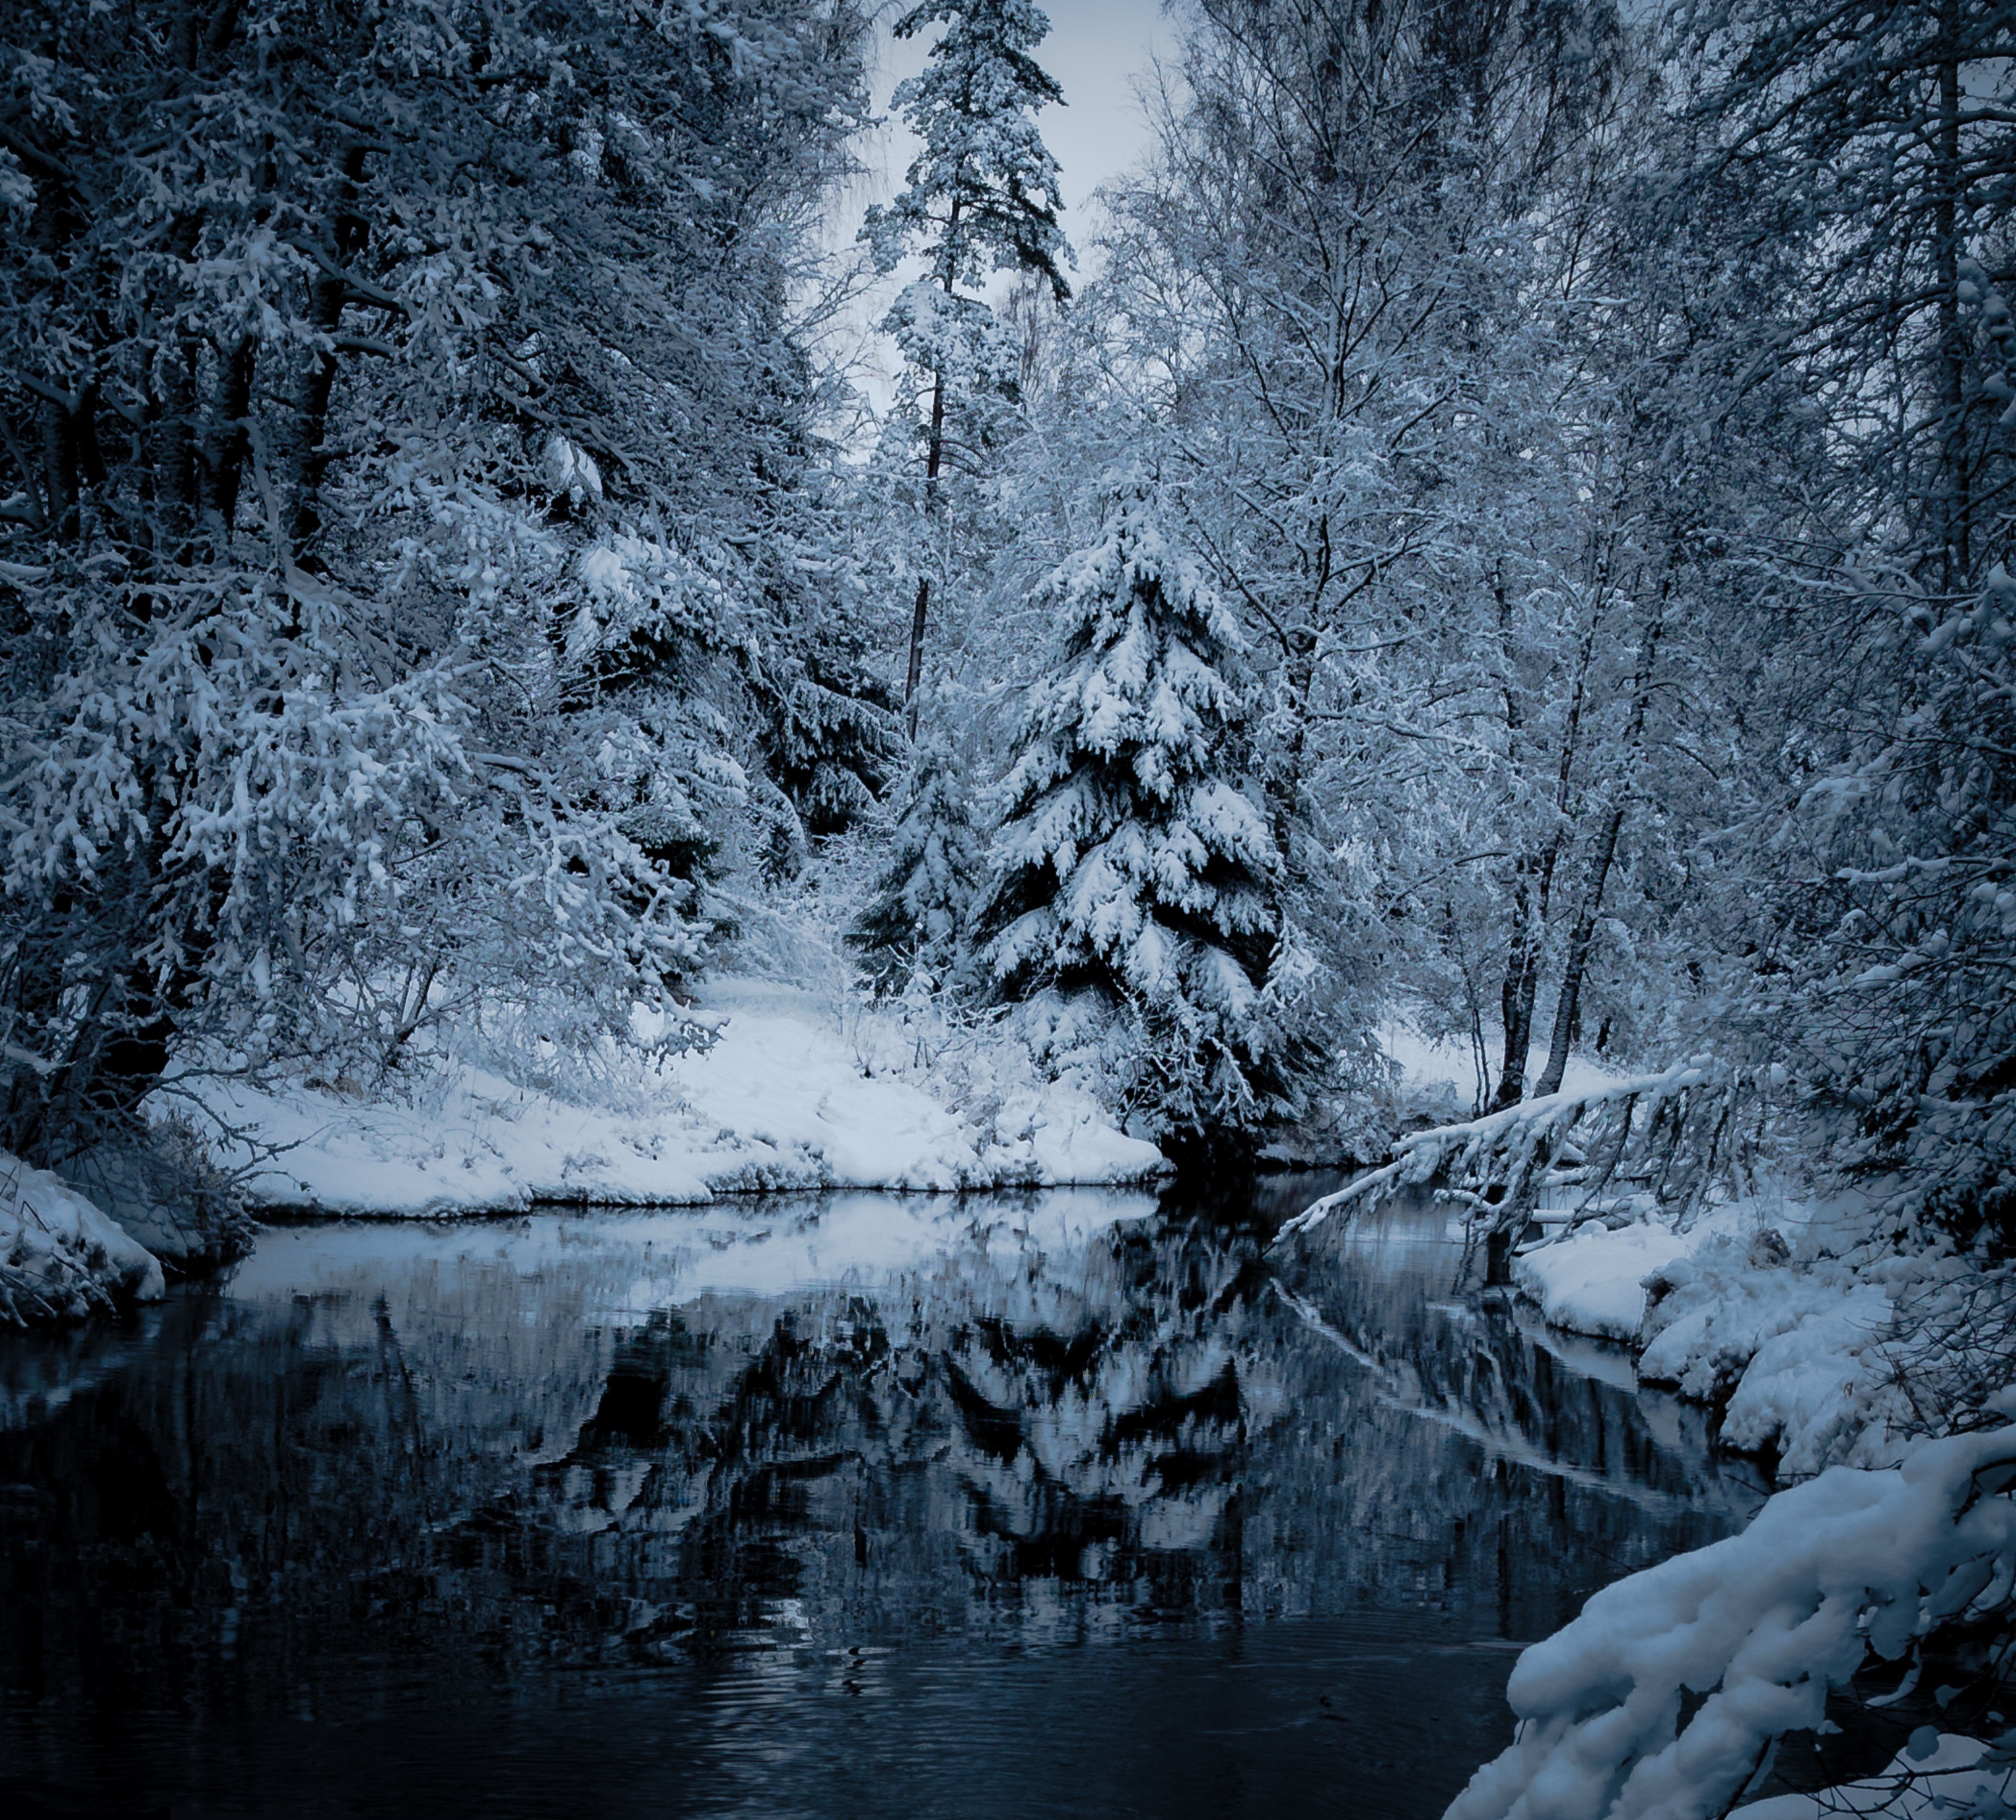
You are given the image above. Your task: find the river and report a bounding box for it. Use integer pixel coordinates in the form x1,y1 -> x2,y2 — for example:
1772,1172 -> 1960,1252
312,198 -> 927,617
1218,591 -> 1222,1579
0,1175 -> 1755,1818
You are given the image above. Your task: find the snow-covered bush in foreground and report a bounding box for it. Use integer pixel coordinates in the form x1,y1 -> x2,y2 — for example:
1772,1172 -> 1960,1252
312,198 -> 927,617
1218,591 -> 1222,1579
1446,1427 -> 2016,1820
0,1154 -> 162,1323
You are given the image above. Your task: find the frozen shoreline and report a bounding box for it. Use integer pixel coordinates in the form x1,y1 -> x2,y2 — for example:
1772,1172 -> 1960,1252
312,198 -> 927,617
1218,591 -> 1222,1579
179,1006 -> 1524,1223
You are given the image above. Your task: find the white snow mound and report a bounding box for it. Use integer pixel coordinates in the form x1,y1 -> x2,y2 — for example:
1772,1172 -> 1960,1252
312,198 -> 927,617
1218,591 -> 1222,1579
1,1152 -> 166,1319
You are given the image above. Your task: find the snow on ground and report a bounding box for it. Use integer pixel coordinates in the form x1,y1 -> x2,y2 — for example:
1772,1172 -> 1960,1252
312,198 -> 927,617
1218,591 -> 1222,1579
1511,1205 -> 1758,1344
181,1010 -> 1602,1220
1,1152 -> 164,1320
188,979 -> 1168,1218
1376,1023 -> 1619,1118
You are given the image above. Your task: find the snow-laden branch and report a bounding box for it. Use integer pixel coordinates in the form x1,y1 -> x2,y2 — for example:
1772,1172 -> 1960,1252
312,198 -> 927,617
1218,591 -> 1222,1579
1445,1427 -> 2016,1820
1274,1063 -> 1713,1244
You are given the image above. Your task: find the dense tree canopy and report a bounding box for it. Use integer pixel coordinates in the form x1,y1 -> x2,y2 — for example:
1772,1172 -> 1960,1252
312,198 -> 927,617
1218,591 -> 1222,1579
2,0 -> 2012,1241
0,0 -> 874,1164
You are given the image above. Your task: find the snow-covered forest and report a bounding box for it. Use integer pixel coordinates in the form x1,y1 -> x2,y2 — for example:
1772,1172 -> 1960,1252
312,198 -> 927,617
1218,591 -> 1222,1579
3,0 -> 2016,1815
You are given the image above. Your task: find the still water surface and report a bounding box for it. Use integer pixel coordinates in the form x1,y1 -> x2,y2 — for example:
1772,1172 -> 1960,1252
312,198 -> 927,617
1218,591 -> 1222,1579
0,1178 -> 1755,1818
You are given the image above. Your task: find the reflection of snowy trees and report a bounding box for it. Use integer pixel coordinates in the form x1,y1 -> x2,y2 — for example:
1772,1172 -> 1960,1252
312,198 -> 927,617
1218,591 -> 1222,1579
0,1202 -> 1757,1727
1,1207 -> 1748,1722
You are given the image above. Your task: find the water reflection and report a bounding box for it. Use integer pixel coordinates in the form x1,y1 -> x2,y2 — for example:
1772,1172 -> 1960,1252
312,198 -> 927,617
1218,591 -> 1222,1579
0,1180 -> 1750,1818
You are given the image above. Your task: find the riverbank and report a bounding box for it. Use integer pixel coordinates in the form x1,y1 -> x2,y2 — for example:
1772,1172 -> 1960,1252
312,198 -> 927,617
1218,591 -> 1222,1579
172,999 -> 1537,1222
178,980 -> 1170,1217
1510,1192 -> 1920,1478
0,1157 -> 164,1323
19,996 -> 1615,1318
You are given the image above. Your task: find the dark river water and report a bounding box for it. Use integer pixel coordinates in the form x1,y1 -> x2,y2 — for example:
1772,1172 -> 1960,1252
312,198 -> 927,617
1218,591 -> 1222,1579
0,1176 -> 1756,1819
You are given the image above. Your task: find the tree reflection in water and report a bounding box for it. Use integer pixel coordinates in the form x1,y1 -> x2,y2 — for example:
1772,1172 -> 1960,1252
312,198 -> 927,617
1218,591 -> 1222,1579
0,1178 -> 1752,1817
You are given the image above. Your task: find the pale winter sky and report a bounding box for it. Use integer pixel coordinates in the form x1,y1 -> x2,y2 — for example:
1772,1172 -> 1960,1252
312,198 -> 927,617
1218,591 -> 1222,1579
834,0 -> 1177,416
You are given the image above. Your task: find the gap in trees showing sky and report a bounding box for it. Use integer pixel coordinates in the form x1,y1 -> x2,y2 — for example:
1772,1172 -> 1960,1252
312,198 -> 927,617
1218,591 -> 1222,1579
830,0 -> 1174,419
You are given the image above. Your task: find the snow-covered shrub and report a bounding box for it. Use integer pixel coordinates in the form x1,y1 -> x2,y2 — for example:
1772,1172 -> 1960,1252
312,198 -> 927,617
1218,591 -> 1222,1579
1888,1260 -> 2016,1440
974,472 -> 1329,1159
56,1115 -> 253,1270
1445,1426 -> 2016,1820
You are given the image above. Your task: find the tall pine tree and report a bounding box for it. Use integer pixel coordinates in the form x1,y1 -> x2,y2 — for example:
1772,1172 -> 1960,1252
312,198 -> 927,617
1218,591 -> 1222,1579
862,0 -> 1072,733
976,475 -> 1324,1160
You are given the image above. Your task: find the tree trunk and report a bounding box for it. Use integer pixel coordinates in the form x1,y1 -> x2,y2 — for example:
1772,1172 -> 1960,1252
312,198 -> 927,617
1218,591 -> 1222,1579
199,334 -> 256,554
288,141 -> 369,566
905,571 -> 932,737
1934,0 -> 1968,592
904,361 -> 947,739
1533,589 -> 1666,1099
1491,602 -> 1595,1108
1531,803 -> 1628,1101
904,218 -> 962,740
1492,903 -> 1538,1109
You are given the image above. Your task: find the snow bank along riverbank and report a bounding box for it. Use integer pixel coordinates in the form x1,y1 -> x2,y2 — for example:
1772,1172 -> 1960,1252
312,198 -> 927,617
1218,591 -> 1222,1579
1,1155 -> 164,1322
1,1005 -> 1543,1317
171,1004 -> 1521,1222
1446,1164 -> 2016,1815
1510,1194 -> 1911,1481
186,979 -> 1169,1217
1280,1062 -> 1925,1486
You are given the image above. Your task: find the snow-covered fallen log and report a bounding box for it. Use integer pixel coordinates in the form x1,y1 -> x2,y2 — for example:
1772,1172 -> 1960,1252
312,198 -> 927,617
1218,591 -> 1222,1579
1444,1427 -> 2016,1820
1275,1062 -> 1737,1246
1,1153 -> 164,1323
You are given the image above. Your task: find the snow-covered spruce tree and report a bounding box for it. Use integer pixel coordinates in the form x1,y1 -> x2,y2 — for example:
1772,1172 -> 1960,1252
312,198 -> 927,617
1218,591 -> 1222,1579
974,476 -> 1325,1162
847,728 -> 987,996
860,0 -> 1072,732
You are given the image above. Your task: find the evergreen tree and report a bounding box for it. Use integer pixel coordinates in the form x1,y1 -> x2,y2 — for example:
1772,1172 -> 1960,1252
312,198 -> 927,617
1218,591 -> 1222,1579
861,0 -> 1072,732
975,475 -> 1324,1158
847,731 -> 986,996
